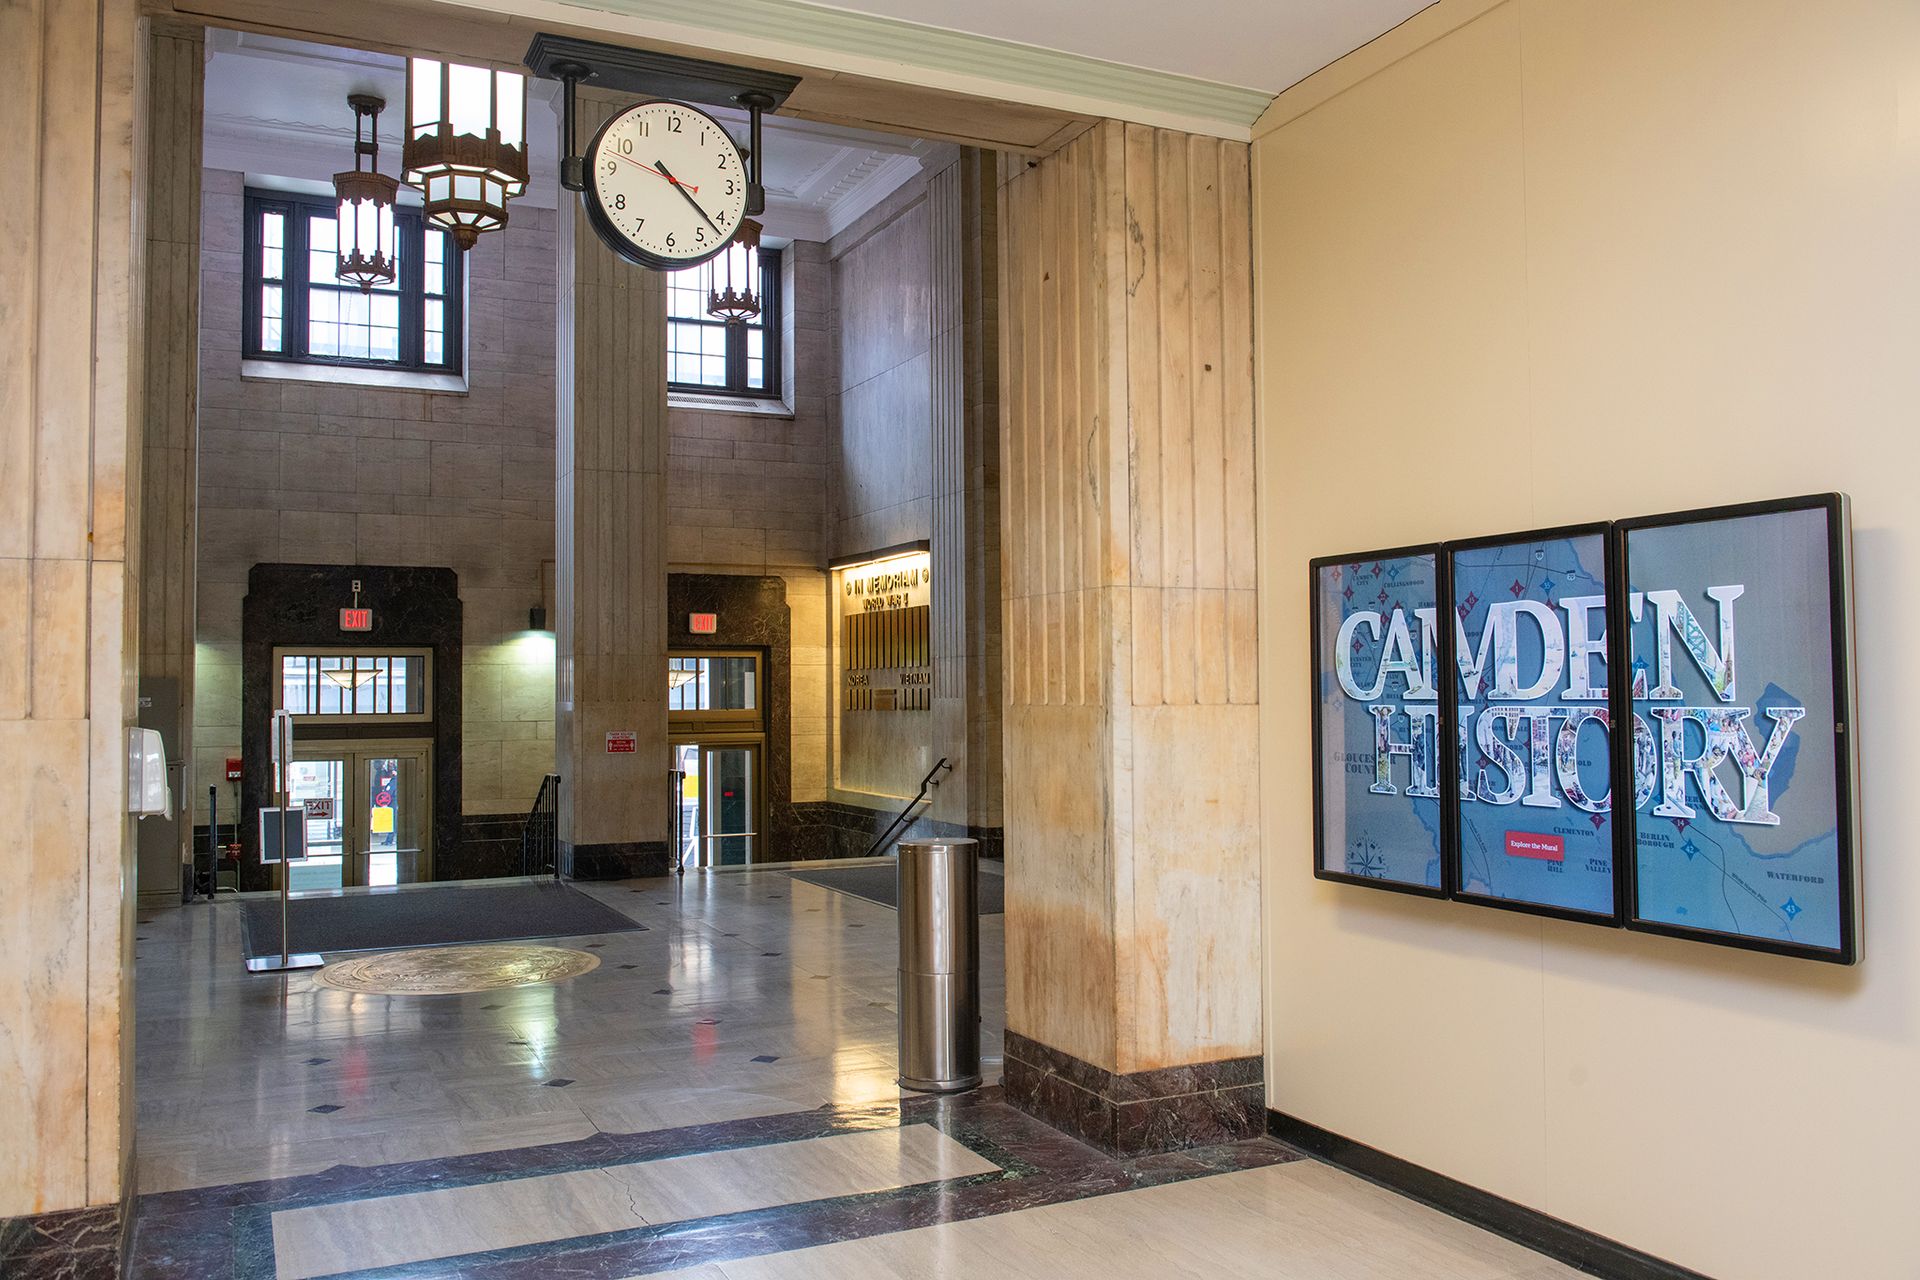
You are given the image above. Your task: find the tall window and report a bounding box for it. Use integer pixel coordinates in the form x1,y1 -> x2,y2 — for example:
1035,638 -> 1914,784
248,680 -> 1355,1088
667,244 -> 781,398
244,188 -> 462,374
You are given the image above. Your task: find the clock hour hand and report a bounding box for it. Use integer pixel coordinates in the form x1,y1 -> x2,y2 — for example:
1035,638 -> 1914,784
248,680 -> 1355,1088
655,160 -> 725,240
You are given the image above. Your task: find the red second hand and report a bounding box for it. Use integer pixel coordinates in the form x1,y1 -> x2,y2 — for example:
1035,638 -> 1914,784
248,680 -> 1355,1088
610,150 -> 697,194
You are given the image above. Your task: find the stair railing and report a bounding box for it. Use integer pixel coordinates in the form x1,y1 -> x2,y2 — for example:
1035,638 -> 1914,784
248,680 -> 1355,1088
863,757 -> 951,858
521,774 -> 561,879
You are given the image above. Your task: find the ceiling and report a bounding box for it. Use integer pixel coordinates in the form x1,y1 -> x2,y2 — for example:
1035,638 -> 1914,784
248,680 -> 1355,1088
797,0 -> 1435,95
203,28 -> 949,241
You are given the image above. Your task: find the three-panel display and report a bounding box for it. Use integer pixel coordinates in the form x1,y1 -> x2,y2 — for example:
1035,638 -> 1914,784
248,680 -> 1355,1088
1309,494 -> 1860,964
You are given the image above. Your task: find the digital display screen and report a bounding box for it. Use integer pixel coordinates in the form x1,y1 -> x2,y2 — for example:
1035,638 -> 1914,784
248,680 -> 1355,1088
1450,530 -> 1617,919
1312,550 -> 1444,892
1622,502 -> 1855,958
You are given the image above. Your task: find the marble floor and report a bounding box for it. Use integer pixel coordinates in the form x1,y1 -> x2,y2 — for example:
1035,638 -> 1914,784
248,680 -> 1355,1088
128,870 -> 1584,1279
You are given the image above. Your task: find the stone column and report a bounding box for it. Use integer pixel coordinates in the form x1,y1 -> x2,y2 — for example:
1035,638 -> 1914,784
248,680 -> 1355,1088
997,121 -> 1262,1154
0,0 -> 145,1269
553,88 -> 671,878
136,21 -> 203,906
927,150 -> 1004,853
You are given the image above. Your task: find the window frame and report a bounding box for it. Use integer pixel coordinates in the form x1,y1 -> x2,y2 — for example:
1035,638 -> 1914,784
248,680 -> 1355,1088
274,647 -> 435,725
242,186 -> 464,376
666,247 -> 783,400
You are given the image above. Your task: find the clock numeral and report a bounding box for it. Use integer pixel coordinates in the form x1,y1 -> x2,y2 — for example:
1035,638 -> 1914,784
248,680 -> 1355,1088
668,115 -> 683,133
637,120 -> 649,137
666,232 -> 676,248
603,159 -> 615,175
618,136 -> 634,154
695,227 -> 706,244
726,180 -> 736,196
613,193 -> 625,211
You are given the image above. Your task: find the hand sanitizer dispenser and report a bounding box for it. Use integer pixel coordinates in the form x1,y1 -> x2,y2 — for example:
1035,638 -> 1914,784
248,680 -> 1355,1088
128,727 -> 173,820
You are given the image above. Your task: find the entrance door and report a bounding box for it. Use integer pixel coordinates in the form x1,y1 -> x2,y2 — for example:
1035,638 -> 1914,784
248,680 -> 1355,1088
670,740 -> 761,869
287,744 -> 432,888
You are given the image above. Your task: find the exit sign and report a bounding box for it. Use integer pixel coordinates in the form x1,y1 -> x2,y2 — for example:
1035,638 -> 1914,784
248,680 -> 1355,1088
689,612 -> 717,635
339,608 -> 373,632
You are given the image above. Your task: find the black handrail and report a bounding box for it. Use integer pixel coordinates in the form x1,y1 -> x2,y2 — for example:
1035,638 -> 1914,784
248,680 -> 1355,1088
521,774 -> 561,879
863,757 -> 950,858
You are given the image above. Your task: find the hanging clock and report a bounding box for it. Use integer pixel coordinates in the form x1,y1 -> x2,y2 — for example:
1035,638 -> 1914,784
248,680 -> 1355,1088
582,98 -> 748,269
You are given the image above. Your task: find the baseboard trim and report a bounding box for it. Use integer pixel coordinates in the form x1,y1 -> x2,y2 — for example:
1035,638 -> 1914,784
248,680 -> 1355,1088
1265,1110 -> 1715,1280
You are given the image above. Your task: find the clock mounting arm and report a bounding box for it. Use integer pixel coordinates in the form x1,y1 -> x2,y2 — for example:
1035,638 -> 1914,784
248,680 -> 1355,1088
529,35 -> 795,216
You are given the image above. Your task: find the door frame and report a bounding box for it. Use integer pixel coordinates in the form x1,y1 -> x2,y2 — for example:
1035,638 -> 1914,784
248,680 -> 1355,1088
669,732 -> 766,870
294,738 -> 436,886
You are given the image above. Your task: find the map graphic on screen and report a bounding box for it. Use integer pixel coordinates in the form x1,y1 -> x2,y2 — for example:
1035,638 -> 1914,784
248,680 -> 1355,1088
1624,505 -> 1848,954
1451,532 -> 1617,918
1314,551 -> 1444,890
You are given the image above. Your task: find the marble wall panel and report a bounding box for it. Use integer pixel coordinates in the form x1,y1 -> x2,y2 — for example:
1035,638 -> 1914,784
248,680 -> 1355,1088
998,122 -> 1262,1097
0,0 -> 143,1238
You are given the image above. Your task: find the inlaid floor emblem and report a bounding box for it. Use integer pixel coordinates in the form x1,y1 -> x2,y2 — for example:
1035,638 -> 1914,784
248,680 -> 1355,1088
313,944 -> 601,995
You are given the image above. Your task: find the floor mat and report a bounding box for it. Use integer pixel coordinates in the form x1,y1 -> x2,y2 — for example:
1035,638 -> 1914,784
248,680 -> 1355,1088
239,881 -> 642,959
787,862 -> 1004,914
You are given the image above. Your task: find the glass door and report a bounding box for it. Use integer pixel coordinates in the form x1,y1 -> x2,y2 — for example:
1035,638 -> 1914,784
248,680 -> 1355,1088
360,751 -> 429,886
704,746 -> 757,866
286,756 -> 348,892
289,743 -> 432,888
669,739 -> 761,868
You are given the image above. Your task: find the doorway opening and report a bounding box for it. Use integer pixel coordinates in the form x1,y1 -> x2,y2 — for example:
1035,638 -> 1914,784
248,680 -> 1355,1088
275,645 -> 436,888
285,745 -> 433,889
668,650 -> 765,869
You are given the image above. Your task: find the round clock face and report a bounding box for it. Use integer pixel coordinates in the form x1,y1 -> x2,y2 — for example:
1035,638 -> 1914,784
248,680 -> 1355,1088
583,99 -> 748,270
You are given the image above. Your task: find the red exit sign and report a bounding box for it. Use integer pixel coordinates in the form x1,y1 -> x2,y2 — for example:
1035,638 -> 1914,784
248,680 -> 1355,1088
688,612 -> 717,635
339,607 -> 374,632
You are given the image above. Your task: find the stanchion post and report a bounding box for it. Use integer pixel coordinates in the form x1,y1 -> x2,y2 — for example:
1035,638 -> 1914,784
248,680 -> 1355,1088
247,709 -> 324,974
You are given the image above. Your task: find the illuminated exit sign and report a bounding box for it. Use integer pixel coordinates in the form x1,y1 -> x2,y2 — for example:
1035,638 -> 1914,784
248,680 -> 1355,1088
339,608 -> 374,632
688,612 -> 717,635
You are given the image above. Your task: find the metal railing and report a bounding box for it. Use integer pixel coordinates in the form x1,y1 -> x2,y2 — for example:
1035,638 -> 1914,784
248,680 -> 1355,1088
521,773 -> 561,879
863,757 -> 950,858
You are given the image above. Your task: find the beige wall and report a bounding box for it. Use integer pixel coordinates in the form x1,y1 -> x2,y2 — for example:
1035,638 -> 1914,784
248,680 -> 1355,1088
193,172 -> 559,822
1254,2 -> 1920,1276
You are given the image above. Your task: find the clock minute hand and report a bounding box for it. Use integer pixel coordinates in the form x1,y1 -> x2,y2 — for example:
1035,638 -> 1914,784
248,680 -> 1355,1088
655,160 -> 725,239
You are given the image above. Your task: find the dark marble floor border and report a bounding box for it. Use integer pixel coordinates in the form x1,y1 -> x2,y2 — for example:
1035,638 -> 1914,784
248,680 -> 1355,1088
1003,1030 -> 1264,1156
1,1203 -> 126,1279
561,839 -> 670,880
130,1087 -> 1299,1280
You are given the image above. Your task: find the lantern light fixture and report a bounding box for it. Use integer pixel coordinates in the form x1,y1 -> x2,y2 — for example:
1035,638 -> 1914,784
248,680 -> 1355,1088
706,218 -> 763,324
402,57 -> 528,250
333,94 -> 399,291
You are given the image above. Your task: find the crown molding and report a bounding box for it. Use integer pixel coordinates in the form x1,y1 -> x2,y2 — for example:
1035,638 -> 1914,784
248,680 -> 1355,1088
439,0 -> 1274,139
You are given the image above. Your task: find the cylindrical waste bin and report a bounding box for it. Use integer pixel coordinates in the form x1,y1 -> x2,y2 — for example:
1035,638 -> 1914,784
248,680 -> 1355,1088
897,837 -> 981,1093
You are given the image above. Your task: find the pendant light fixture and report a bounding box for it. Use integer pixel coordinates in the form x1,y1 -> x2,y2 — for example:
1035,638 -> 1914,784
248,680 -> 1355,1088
402,57 -> 528,249
706,218 -> 762,324
333,94 -> 398,291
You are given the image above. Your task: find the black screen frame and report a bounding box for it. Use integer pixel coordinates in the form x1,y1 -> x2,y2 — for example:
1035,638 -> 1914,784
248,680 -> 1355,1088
1612,492 -> 1860,965
1443,521 -> 1626,927
1308,542 -> 1452,900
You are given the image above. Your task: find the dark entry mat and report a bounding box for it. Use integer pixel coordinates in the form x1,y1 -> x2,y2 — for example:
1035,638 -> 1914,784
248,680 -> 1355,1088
240,881 -> 642,959
787,862 -> 1004,914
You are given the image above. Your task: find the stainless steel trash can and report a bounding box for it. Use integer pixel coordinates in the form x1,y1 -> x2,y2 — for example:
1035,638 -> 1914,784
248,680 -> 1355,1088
897,837 -> 981,1093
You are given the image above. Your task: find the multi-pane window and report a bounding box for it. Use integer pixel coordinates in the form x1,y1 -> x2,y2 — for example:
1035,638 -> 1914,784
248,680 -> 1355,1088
279,652 -> 430,719
667,655 -> 758,713
667,245 -> 781,397
244,188 -> 462,374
